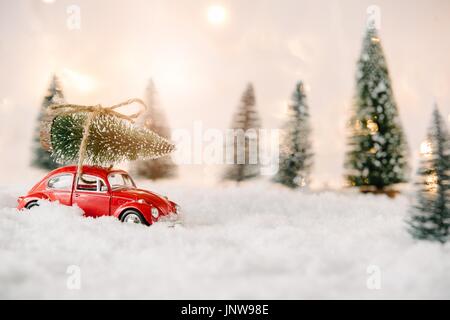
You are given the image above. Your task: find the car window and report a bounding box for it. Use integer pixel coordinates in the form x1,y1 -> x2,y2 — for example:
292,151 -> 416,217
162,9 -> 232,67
47,174 -> 73,191
108,173 -> 136,190
123,175 -> 135,187
76,174 -> 107,192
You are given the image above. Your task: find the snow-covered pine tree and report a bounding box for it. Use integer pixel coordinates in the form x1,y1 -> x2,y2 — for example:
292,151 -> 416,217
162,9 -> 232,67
31,74 -> 65,169
223,83 -> 261,182
131,79 -> 177,180
408,106 -> 450,243
345,25 -> 409,193
274,81 -> 313,188
46,105 -> 175,167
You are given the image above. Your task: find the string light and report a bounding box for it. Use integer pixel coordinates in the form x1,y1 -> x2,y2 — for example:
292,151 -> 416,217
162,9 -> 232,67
366,119 -> 379,134
425,172 -> 438,193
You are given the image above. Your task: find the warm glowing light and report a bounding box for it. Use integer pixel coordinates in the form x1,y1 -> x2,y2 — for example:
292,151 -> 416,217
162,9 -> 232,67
207,5 -> 227,25
371,37 -> 380,43
366,119 -> 378,134
420,140 -> 433,156
62,68 -> 96,93
425,172 -> 438,193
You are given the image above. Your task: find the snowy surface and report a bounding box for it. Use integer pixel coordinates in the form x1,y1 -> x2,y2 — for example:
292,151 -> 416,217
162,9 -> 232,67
1,180 -> 449,299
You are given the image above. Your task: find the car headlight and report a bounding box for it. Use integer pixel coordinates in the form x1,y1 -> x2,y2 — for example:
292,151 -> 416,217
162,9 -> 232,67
151,207 -> 159,218
175,205 -> 181,213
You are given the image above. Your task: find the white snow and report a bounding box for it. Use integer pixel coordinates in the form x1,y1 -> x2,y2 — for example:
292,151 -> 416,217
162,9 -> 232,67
1,180 -> 449,299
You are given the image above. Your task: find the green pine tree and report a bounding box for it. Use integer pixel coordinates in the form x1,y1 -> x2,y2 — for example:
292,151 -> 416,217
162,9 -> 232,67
345,26 -> 409,193
48,111 -> 175,167
223,83 -> 261,182
274,81 -> 313,188
31,74 -> 65,169
131,79 -> 177,180
408,106 -> 450,243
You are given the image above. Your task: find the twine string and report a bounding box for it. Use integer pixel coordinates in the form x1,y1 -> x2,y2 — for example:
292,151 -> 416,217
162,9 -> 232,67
47,98 -> 148,178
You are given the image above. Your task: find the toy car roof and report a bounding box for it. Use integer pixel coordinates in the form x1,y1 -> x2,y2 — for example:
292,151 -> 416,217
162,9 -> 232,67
48,165 -> 128,177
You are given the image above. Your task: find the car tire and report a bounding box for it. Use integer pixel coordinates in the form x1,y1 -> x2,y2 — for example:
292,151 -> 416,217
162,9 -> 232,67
120,210 -> 149,226
25,201 -> 39,210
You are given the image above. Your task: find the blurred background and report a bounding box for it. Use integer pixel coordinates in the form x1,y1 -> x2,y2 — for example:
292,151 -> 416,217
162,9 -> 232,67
0,0 -> 449,187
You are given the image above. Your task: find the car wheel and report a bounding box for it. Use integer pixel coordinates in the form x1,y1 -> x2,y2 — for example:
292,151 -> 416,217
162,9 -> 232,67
25,201 -> 39,210
120,210 -> 149,226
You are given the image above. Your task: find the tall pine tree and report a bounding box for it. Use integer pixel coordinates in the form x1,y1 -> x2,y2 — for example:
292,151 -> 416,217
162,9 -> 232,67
274,81 -> 313,188
408,106 -> 450,243
345,26 -> 409,193
223,83 -> 261,182
31,74 -> 65,169
131,79 -> 177,179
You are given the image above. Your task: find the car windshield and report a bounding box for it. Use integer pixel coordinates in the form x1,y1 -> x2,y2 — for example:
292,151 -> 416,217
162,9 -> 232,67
108,173 -> 136,190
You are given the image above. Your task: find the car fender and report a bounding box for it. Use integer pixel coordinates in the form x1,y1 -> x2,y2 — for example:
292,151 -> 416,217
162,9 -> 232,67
17,192 -> 49,210
168,200 -> 179,214
112,201 -> 155,225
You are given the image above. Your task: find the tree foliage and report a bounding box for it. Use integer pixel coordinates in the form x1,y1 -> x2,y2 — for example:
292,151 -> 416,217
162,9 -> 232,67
49,111 -> 175,167
32,74 -> 65,169
274,81 -> 313,188
131,79 -> 177,180
223,83 -> 261,182
408,106 -> 450,243
345,27 -> 409,191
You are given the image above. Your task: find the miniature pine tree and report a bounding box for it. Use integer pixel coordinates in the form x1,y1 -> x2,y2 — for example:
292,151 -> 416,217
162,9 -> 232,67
31,74 -> 65,169
345,25 -> 409,193
408,106 -> 450,243
223,83 -> 261,182
47,111 -> 175,167
274,81 -> 313,188
131,80 -> 177,180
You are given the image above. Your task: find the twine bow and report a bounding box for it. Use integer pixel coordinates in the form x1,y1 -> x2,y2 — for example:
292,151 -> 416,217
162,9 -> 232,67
42,98 -> 148,178
47,98 -> 147,123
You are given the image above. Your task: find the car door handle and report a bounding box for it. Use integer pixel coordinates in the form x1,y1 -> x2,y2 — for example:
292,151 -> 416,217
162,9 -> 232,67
74,194 -> 80,197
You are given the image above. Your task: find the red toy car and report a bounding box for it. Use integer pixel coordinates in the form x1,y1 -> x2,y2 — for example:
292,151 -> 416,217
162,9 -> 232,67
17,165 -> 179,226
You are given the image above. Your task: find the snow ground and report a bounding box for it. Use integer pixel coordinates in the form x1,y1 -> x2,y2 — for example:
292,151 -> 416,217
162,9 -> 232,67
0,180 -> 449,299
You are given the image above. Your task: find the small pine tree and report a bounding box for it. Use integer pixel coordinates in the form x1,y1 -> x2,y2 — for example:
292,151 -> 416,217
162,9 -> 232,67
345,25 -> 409,192
274,81 -> 313,188
31,74 -> 65,169
131,79 -> 177,180
223,83 -> 261,182
408,106 -> 450,243
47,111 -> 174,166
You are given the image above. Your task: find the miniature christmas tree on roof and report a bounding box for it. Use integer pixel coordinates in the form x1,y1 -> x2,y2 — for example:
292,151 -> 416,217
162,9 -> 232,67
40,99 -> 175,175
